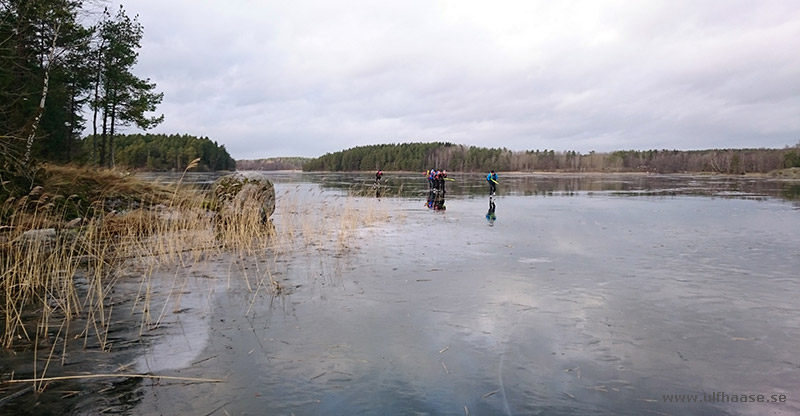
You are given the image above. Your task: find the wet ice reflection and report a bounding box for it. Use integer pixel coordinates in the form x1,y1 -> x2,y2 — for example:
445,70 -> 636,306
21,173 -> 798,416
134,185 -> 800,415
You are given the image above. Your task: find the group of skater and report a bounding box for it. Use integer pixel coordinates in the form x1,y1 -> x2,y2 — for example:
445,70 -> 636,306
420,169 -> 498,222
425,168 -> 449,210
373,169 -> 498,222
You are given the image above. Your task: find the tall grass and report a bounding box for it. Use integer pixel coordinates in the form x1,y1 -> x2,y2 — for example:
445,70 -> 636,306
0,167 -> 397,389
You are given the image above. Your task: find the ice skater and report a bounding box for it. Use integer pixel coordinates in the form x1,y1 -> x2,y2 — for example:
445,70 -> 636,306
487,170 -> 498,195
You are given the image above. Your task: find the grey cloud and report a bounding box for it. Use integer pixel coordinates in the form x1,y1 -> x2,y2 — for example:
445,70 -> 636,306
109,0 -> 800,159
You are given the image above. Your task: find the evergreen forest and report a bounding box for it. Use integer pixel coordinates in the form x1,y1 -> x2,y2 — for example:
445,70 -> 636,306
111,133 -> 235,172
0,1 -> 234,200
303,142 -> 800,174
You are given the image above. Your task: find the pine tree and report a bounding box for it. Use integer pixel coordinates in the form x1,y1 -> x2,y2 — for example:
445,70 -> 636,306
90,5 -> 163,168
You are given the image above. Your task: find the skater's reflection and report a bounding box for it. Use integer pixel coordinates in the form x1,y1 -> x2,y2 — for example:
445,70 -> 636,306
426,187 -> 446,210
486,196 -> 496,226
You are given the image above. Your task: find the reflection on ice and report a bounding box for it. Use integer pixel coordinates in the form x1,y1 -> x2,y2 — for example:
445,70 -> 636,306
10,173 -> 796,416
133,276 -> 220,373
148,185 -> 800,415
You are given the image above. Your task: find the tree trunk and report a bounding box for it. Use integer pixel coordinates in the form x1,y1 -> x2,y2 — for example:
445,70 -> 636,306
23,22 -> 60,166
67,83 -> 75,161
92,55 -> 101,166
109,92 -> 117,168
101,101 -> 108,167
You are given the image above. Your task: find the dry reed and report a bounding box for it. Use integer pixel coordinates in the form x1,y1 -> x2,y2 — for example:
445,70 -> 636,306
1,167 -> 398,392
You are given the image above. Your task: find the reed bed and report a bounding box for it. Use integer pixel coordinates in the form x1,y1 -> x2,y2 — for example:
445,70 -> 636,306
1,166 -> 398,391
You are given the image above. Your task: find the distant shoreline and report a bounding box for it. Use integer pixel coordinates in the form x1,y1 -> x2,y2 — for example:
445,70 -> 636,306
232,169 -> 800,179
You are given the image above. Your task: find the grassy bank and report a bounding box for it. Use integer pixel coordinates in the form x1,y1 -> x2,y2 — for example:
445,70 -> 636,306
2,165 -> 190,349
0,163 -> 275,348
1,164 -> 396,392
769,167 -> 800,179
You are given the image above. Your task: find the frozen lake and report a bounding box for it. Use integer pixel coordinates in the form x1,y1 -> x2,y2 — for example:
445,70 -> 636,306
3,172 -> 799,415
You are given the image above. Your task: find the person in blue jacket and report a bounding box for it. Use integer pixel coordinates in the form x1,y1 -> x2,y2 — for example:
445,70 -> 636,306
486,170 -> 498,195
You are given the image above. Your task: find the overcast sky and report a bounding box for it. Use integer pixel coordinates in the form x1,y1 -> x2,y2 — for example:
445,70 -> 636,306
105,0 -> 800,159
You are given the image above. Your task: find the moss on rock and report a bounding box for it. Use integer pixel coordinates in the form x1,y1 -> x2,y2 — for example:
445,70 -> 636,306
212,172 -> 276,223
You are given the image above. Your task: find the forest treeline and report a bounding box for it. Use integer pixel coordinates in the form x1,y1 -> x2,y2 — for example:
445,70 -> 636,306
237,157 -> 310,171
304,142 -> 800,174
1,1 -> 164,167
110,134 -> 235,171
1,1 -> 173,197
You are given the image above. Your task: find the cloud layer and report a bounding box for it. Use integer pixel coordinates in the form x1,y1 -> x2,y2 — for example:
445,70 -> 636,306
111,0 -> 800,158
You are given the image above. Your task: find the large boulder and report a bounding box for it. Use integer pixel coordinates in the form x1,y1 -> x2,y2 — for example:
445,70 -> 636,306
212,172 -> 276,223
